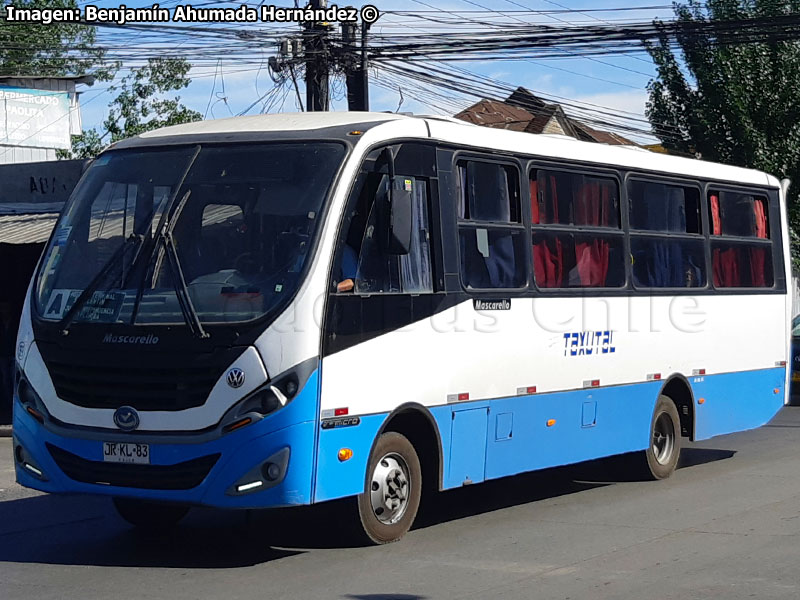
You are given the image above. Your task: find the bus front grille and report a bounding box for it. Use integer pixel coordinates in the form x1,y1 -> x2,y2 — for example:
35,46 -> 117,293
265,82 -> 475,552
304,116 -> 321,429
47,443 -> 220,490
45,360 -> 220,411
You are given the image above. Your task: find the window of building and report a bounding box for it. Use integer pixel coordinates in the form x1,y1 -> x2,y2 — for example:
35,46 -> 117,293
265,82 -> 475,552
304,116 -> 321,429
457,160 -> 527,290
530,169 -> 624,288
709,190 -> 773,288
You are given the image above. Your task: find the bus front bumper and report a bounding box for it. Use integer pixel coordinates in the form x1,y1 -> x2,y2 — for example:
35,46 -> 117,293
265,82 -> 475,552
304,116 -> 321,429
11,404 -> 316,509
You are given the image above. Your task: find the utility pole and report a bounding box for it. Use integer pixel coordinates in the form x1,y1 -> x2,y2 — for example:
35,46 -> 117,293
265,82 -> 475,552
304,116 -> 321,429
276,2 -> 372,112
303,0 -> 330,112
342,16 -> 370,111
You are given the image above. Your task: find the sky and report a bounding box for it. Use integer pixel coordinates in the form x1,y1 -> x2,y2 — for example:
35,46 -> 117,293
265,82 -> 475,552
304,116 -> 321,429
75,0 -> 678,144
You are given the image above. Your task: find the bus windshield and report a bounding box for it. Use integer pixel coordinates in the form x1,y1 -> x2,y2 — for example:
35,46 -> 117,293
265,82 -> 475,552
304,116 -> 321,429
35,142 -> 345,326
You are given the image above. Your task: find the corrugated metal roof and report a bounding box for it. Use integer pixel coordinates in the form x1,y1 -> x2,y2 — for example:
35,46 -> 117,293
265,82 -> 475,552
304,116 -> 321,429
0,202 -> 64,215
0,75 -> 95,85
0,211 -> 59,244
0,202 -> 245,245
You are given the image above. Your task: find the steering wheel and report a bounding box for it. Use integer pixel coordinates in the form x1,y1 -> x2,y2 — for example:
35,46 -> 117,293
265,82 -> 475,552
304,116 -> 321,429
233,252 -> 260,274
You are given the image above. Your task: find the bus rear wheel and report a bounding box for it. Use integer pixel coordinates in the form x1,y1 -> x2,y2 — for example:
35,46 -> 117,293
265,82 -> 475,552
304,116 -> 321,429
357,432 -> 422,544
112,497 -> 189,529
641,395 -> 681,480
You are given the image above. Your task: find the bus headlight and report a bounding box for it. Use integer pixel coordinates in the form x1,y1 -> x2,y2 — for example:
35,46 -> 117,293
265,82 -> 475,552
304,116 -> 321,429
219,371 -> 300,434
15,370 -> 48,425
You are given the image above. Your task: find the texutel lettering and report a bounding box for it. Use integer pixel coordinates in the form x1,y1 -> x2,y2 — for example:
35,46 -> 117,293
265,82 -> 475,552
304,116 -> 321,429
563,331 -> 616,356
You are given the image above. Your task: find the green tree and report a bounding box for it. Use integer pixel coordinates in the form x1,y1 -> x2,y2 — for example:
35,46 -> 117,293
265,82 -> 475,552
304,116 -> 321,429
0,0 -> 113,78
0,1 -> 200,158
646,0 -> 800,261
63,57 -> 202,159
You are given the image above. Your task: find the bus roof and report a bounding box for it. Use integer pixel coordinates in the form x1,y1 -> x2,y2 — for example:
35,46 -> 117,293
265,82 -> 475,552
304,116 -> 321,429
132,111 -> 779,189
137,111 -> 409,138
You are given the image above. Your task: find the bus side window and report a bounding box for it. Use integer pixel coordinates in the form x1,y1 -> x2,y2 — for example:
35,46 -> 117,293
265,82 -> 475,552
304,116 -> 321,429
458,161 -> 527,290
355,176 -> 433,294
531,169 -> 624,289
709,190 -> 773,288
334,170 -> 433,295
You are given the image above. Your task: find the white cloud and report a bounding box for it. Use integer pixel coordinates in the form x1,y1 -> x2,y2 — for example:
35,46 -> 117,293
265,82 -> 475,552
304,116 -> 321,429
572,89 -> 649,117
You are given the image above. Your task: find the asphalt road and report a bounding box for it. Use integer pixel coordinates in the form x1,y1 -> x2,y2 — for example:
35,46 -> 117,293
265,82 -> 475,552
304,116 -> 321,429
3,409 -> 800,600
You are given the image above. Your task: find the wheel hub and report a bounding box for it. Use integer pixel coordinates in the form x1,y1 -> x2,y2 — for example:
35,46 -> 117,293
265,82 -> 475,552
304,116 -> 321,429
652,412 -> 675,465
369,453 -> 410,525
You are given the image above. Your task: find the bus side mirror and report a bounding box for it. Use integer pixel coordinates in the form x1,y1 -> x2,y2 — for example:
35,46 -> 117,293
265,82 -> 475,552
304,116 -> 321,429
376,147 -> 412,255
383,176 -> 412,255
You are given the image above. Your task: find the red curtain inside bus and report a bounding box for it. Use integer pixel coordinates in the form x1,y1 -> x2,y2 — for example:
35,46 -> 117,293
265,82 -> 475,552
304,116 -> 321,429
532,175 -> 563,287
711,193 -> 769,287
574,181 -> 612,286
532,174 -> 617,287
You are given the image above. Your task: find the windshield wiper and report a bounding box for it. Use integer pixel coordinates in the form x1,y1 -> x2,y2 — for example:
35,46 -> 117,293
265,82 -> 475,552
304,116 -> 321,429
155,190 -> 209,339
128,146 -> 201,329
59,233 -> 145,336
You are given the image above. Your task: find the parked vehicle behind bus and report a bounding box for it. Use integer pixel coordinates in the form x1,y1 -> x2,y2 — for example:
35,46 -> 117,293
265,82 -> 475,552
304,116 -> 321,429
12,112 -> 791,543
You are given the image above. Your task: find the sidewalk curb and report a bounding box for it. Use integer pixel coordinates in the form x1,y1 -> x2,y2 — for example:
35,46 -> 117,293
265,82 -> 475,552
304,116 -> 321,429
0,425 -> 12,438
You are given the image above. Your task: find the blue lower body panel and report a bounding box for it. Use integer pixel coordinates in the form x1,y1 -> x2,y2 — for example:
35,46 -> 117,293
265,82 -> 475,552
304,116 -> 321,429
14,370 -> 323,509
692,368 -> 786,440
314,413 -> 386,502
16,367 -> 786,507
314,368 -> 786,500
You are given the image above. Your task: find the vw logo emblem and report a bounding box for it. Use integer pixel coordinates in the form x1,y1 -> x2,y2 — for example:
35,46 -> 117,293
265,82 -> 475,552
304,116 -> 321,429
113,406 -> 140,431
226,368 -> 245,389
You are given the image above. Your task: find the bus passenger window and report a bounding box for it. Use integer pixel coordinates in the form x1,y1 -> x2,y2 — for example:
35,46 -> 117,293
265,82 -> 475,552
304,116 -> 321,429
709,191 -> 773,288
628,180 -> 705,288
531,169 -> 624,289
457,161 -> 527,290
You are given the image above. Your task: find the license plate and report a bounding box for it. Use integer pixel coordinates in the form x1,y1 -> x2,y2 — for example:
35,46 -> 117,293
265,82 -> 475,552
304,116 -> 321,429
103,442 -> 150,464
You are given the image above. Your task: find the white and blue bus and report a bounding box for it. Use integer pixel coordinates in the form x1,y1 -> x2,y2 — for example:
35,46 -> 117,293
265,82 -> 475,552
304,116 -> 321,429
12,112 -> 790,543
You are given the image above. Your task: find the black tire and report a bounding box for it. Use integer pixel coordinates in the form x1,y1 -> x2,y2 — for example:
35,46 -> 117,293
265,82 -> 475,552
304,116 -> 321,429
640,395 -> 682,480
357,432 -> 422,544
112,497 -> 189,529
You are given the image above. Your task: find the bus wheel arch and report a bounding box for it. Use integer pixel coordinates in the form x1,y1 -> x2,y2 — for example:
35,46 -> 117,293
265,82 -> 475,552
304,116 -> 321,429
659,374 -> 696,441
377,403 -> 443,494
352,404 -> 443,544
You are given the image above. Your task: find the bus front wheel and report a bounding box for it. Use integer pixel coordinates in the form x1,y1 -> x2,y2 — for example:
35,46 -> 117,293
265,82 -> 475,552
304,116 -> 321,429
112,497 -> 190,529
357,432 -> 422,544
641,395 -> 682,480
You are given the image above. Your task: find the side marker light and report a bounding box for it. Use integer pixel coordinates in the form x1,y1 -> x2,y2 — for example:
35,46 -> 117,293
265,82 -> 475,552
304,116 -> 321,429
338,448 -> 353,462
546,419 -> 556,427
223,417 -> 252,433
25,406 -> 44,424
